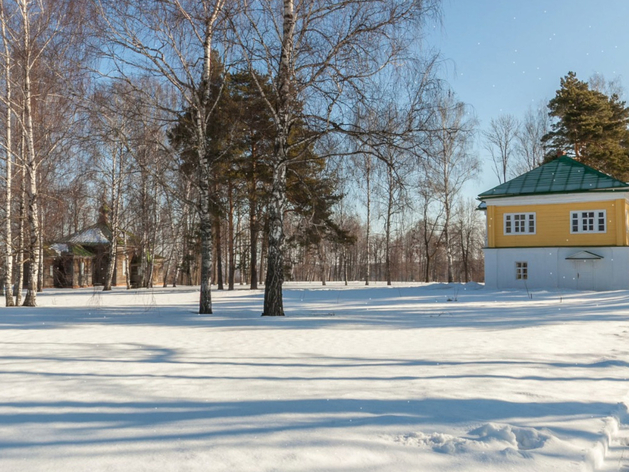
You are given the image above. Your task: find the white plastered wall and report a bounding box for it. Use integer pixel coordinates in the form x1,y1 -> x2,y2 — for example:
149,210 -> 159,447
483,247 -> 629,291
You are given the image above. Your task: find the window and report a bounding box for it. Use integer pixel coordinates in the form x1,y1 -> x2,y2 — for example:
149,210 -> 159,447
504,213 -> 536,235
571,210 -> 606,233
516,262 -> 528,280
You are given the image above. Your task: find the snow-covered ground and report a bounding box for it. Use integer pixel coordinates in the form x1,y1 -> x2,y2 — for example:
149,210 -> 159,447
1,282 -> 628,471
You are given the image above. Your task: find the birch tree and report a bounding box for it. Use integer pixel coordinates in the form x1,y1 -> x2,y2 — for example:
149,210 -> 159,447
416,184 -> 442,282
0,2 -> 15,305
484,114 -> 518,184
85,83 -> 134,291
236,0 -> 439,315
18,0 -> 40,306
425,92 -> 478,283
0,0 -> 88,305
97,0 -> 230,313
514,104 -> 548,174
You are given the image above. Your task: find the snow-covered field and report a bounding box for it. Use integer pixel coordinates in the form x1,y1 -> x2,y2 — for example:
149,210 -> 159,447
1,282 -> 628,471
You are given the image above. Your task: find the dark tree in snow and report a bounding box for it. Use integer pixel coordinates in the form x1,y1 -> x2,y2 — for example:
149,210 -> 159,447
543,71 -> 629,179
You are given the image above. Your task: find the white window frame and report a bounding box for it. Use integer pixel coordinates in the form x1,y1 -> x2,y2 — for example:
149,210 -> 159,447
515,261 -> 528,280
504,212 -> 536,235
570,210 -> 606,234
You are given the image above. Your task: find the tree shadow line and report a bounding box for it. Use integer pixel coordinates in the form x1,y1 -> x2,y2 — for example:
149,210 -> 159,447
0,397 -> 615,451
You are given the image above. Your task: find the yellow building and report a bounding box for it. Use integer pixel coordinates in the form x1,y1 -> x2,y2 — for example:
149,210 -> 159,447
478,156 -> 629,290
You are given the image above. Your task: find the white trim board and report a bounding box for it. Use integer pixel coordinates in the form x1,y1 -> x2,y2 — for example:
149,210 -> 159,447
483,192 -> 629,207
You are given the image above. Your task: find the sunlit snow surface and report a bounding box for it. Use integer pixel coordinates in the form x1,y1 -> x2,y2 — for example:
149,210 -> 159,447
0,282 -> 628,471
66,227 -> 110,245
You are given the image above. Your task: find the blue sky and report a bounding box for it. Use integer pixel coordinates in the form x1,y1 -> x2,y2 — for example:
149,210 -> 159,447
426,0 -> 629,197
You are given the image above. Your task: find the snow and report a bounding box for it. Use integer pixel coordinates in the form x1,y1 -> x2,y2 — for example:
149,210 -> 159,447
49,243 -> 69,256
0,282 -> 628,471
66,226 -> 110,245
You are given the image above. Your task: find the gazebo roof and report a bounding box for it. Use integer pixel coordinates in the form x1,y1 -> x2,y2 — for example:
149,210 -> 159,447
63,223 -> 113,246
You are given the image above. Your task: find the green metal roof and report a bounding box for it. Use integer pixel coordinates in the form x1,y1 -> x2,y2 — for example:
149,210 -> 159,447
478,156 -> 629,199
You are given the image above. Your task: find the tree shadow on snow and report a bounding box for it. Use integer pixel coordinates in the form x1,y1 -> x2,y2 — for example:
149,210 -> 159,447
0,397 -> 614,452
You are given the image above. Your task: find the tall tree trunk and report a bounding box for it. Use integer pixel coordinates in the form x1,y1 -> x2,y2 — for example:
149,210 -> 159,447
104,144 -> 121,291
104,228 -> 118,290
365,156 -> 371,285
444,195 -> 453,283
263,156 -> 287,315
318,242 -> 326,286
461,227 -> 471,283
343,246 -> 348,286
227,179 -> 235,290
259,216 -> 268,285
443,233 -> 453,283
237,213 -> 245,285
146,176 -> 159,289
262,0 -> 294,316
2,7 -> 14,305
198,177 -> 213,313
123,233 -> 131,289
215,213 -> 224,290
194,1 -> 224,313
103,211 -> 119,291
175,182 -> 192,287
249,186 -> 258,290
385,165 -> 393,286
248,143 -> 259,289
424,251 -> 431,283
15,132 -> 25,306
37,217 -> 43,291
22,0 -> 40,306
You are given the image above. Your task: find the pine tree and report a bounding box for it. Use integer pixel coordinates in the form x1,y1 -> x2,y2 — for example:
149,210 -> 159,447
543,71 -> 629,178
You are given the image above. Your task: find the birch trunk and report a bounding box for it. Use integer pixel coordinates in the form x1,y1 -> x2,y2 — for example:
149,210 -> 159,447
198,178 -> 213,313
262,0 -> 294,316
22,0 -> 40,306
1,7 -> 14,305
37,218 -> 42,291
103,218 -> 118,290
103,145 -> 121,291
123,233 -> 130,289
262,155 -> 287,315
15,136 -> 25,305
195,0 -> 225,313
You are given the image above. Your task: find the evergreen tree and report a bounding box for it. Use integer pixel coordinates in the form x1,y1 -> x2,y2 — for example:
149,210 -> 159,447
543,71 -> 629,178
230,71 -> 274,289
